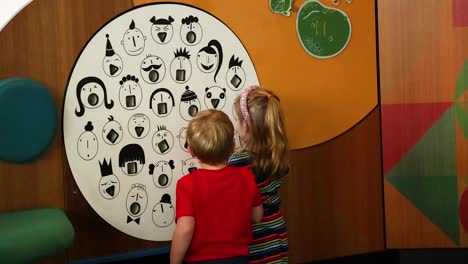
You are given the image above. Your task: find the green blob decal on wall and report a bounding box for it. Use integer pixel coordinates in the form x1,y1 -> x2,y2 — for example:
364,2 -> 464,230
270,0 -> 293,16
296,0 -> 351,59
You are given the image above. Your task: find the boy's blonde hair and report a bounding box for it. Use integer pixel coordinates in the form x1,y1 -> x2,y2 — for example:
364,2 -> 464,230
234,87 -> 289,179
187,109 -> 234,165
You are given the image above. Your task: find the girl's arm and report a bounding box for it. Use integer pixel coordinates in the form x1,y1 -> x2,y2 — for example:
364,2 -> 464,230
170,216 -> 195,264
252,204 -> 263,224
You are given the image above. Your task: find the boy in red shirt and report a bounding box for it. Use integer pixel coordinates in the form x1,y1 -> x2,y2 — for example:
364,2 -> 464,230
170,109 -> 263,264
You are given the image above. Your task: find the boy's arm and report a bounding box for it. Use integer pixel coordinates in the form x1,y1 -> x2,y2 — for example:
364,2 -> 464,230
170,216 -> 195,264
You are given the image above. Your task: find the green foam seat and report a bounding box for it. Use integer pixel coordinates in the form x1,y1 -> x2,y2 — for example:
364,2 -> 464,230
0,208 -> 74,263
0,78 -> 57,163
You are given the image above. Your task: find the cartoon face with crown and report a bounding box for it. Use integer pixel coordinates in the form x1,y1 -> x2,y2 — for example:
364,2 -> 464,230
98,158 -> 120,200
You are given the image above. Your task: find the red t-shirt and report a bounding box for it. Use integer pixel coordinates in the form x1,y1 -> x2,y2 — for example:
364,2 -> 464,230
176,165 -> 262,262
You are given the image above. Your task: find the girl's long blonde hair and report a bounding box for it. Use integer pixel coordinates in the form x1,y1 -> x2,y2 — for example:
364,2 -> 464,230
234,87 -> 289,179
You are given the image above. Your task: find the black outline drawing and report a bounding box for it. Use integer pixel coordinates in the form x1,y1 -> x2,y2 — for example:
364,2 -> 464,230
179,86 -> 201,121
149,160 -> 175,188
102,115 -> 123,145
140,54 -> 166,84
197,39 -> 223,83
126,183 -> 148,225
180,15 -> 203,46
128,113 -> 150,139
75,76 -> 114,117
149,88 -> 175,117
152,125 -> 174,155
119,75 -> 142,110
226,55 -> 246,91
102,34 -> 123,77
98,158 -> 120,200
170,48 -> 192,84
121,20 -> 147,56
204,86 -> 227,110
150,16 -> 174,44
177,127 -> 188,152
152,193 -> 175,228
182,157 -> 200,175
77,121 -> 99,161
119,144 -> 146,176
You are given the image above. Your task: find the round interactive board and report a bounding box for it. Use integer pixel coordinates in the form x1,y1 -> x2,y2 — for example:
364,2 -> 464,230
63,3 -> 259,241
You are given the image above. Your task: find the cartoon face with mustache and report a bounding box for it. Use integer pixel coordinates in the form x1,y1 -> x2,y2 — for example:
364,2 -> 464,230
140,55 -> 166,84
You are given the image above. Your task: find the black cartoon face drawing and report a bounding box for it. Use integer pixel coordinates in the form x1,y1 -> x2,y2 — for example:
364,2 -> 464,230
152,125 -> 174,155
102,34 -> 123,77
152,194 -> 175,228
140,55 -> 166,84
149,160 -> 174,188
179,86 -> 201,121
121,20 -> 147,56
197,40 -> 223,83
204,86 -> 227,110
77,121 -> 98,161
128,113 -> 150,139
98,158 -> 120,200
150,16 -> 174,44
226,55 -> 246,91
126,183 -> 147,224
182,158 -> 200,175
177,127 -> 188,152
75,76 -> 114,117
150,88 -> 175,117
102,115 -> 123,145
170,48 -> 192,84
180,15 -> 203,46
119,75 -> 142,110
119,144 -> 145,176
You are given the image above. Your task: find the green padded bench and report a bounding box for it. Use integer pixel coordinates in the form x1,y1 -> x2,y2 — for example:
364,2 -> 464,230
0,78 -> 74,263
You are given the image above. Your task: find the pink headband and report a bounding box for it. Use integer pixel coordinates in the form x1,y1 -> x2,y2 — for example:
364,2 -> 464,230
240,85 -> 259,124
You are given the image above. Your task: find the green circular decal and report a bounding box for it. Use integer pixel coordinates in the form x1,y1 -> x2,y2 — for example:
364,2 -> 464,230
296,0 -> 351,59
270,0 -> 293,16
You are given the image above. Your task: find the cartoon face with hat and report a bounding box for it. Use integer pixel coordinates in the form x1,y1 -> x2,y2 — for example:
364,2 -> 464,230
180,15 -> 203,46
140,55 -> 166,84
98,158 -> 120,200
126,183 -> 147,225
119,75 -> 142,110
170,48 -> 192,84
149,160 -> 175,188
150,88 -> 175,117
102,34 -> 123,77
179,86 -> 201,121
152,193 -> 175,227
121,20 -> 147,56
152,125 -> 174,155
226,55 -> 246,91
150,16 -> 174,45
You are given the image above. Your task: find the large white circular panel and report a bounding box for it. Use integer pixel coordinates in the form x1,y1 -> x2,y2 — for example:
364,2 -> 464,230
63,3 -> 259,241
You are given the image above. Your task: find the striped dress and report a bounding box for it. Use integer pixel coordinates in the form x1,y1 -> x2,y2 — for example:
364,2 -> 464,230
228,153 -> 288,264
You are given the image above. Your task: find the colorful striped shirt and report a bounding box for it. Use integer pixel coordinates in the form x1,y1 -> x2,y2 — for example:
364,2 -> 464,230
229,153 -> 288,264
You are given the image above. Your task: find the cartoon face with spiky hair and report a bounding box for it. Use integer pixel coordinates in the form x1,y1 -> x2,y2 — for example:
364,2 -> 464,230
180,15 -> 203,46
226,55 -> 246,91
150,16 -> 174,44
121,20 -> 147,56
102,115 -> 123,145
152,125 -> 174,155
78,121 -> 98,161
170,48 -> 192,83
98,158 -> 120,200
140,54 -> 166,84
119,75 -> 142,110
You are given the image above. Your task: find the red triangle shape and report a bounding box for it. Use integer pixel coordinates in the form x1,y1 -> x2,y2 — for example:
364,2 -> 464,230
382,102 -> 453,175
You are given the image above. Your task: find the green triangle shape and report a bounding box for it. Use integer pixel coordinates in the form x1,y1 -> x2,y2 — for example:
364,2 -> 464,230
387,106 -> 456,177
386,176 -> 459,244
455,103 -> 468,138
